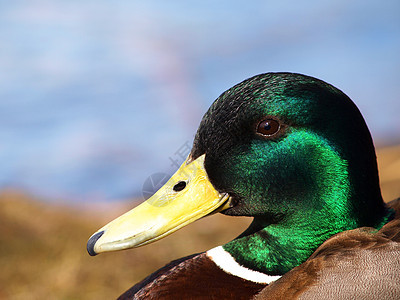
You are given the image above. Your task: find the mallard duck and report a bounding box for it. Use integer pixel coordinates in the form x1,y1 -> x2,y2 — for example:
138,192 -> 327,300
87,73 -> 400,299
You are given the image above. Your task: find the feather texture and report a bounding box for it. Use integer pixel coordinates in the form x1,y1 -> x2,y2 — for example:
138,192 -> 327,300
255,199 -> 400,299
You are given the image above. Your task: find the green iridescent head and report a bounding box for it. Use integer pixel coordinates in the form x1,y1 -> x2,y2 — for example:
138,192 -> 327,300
87,72 -> 393,276
191,72 -> 392,274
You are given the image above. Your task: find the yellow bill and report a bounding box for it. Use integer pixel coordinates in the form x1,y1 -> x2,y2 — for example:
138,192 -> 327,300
87,154 -> 231,256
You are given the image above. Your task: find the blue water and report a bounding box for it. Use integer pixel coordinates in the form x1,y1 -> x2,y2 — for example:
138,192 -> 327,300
1,1 -> 399,202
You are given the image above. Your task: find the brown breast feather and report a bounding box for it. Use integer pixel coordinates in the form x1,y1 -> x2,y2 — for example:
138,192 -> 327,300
118,252 -> 265,300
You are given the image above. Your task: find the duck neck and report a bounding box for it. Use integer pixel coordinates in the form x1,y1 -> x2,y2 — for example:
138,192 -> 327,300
220,205 -> 391,276
221,217 -> 336,275
219,168 -> 393,276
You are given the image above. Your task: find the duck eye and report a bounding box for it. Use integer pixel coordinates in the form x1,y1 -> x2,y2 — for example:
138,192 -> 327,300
256,119 -> 280,136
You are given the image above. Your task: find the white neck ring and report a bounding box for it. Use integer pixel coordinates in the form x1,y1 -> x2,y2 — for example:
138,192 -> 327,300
206,246 -> 281,284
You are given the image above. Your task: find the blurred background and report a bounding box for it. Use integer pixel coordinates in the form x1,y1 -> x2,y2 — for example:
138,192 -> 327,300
1,1 -> 399,299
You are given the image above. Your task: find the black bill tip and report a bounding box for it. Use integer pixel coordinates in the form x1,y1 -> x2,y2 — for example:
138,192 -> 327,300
87,231 -> 104,256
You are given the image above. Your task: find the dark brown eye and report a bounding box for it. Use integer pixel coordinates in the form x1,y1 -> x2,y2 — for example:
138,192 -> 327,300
256,119 -> 280,136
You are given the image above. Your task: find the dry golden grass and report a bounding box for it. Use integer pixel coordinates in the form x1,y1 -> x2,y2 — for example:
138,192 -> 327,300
377,145 -> 400,202
0,145 -> 399,299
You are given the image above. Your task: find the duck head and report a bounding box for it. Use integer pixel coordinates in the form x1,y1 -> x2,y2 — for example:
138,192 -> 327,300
87,73 -> 393,275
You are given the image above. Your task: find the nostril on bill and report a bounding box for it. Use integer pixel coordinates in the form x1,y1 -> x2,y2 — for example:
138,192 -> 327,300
173,181 -> 187,192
